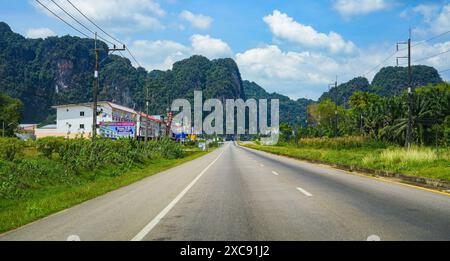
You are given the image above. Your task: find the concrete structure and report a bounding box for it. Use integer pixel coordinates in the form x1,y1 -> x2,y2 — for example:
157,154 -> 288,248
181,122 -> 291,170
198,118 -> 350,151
34,124 -> 62,139
137,113 -> 166,140
34,102 -> 168,140
48,102 -> 138,139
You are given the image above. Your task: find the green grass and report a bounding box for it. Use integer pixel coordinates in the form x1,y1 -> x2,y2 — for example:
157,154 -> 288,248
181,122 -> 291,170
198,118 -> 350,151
243,142 -> 450,181
0,150 -> 209,234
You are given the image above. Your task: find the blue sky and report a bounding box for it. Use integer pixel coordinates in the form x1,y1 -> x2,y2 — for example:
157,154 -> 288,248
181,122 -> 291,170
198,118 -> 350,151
1,0 -> 449,100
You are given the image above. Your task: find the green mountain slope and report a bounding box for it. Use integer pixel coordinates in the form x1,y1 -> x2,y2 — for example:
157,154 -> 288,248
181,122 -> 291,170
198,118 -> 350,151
319,66 -> 443,106
0,21 -> 311,125
243,81 -> 313,125
371,65 -> 443,96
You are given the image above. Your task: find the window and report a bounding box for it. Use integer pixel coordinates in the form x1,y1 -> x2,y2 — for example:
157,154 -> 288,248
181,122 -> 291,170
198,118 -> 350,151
80,111 -> 85,117
80,124 -> 85,130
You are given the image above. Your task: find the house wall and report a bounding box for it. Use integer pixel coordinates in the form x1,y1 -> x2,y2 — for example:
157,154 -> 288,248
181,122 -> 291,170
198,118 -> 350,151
56,104 -> 113,137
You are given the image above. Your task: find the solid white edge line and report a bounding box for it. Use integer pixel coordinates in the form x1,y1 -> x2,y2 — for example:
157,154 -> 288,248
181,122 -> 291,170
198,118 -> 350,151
272,171 -> 279,176
297,187 -> 313,197
131,147 -> 226,241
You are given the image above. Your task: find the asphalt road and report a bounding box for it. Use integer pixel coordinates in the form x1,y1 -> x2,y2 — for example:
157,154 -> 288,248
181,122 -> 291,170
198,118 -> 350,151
1,142 -> 449,241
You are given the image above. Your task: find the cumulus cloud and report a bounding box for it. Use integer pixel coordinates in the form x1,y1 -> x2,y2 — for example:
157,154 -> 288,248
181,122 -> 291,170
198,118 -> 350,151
190,34 -> 232,58
25,27 -> 56,39
234,43 -> 408,100
413,3 -> 450,35
411,41 -> 450,72
128,35 -> 232,70
130,40 -> 190,70
263,10 -> 356,54
333,0 -> 388,18
34,0 -> 165,32
180,11 -> 213,30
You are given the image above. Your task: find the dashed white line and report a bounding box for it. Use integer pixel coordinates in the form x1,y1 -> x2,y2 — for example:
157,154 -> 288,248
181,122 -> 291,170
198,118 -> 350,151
296,187 -> 313,197
131,149 -> 226,241
260,164 -> 265,167
272,171 -> 280,176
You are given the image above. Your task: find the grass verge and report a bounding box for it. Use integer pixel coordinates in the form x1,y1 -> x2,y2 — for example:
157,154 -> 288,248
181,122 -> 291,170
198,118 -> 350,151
0,150 -> 209,234
242,143 -> 450,182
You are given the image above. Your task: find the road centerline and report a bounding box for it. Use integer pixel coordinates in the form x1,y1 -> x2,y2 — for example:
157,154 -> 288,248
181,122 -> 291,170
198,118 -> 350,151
272,171 -> 280,176
131,147 -> 226,241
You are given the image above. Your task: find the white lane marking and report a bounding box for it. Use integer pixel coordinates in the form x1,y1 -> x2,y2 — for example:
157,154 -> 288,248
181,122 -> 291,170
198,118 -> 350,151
272,171 -> 280,176
67,235 -> 81,241
260,164 -> 265,167
296,187 -> 313,197
131,149 -> 226,241
367,235 -> 381,241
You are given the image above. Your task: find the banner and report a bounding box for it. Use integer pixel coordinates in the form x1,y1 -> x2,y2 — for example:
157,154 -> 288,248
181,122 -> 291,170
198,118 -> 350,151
99,122 -> 136,139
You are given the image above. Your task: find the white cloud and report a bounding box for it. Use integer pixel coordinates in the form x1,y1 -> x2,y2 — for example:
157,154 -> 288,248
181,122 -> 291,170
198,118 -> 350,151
190,34 -> 232,58
427,4 -> 450,35
130,40 -> 190,70
412,41 -> 450,72
235,43 -> 403,100
263,10 -> 356,54
34,0 -> 165,32
236,45 -> 346,99
25,27 -> 56,39
128,35 -> 232,70
333,0 -> 388,18
179,11 -> 213,30
405,3 -> 450,36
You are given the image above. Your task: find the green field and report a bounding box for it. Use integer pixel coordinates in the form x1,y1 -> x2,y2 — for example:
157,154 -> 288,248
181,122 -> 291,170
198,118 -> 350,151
242,137 -> 450,182
0,138 -> 209,233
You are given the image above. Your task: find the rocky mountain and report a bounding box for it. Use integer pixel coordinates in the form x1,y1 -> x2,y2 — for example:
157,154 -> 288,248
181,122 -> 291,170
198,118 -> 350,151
0,21 -> 312,125
319,66 -> 443,106
371,65 -> 443,96
319,77 -> 370,107
243,81 -> 313,125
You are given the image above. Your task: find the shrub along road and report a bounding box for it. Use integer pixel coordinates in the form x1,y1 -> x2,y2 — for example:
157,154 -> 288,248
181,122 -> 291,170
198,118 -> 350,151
1,142 -> 449,241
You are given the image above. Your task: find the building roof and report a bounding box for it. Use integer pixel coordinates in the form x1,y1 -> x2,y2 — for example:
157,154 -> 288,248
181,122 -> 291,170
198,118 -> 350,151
52,101 -> 137,114
38,124 -> 57,130
107,102 -> 137,115
19,124 -> 37,128
139,112 -> 165,124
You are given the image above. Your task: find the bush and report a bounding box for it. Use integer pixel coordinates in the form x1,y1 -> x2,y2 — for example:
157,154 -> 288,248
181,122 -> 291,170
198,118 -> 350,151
0,138 -> 24,161
0,137 -> 186,200
36,137 -> 65,159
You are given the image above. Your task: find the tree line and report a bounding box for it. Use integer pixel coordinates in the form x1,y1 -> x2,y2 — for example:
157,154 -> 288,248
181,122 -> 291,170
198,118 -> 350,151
280,83 -> 450,147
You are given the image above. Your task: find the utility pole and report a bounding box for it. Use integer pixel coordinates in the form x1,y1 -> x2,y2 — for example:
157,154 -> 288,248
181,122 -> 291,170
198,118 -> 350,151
397,29 -> 413,148
92,32 -> 126,140
145,87 -> 150,143
328,76 -> 338,138
92,32 -> 99,140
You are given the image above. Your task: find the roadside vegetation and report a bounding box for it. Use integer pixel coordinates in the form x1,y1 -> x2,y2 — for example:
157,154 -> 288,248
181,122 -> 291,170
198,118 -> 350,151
245,138 -> 450,181
248,83 -> 450,182
0,137 -> 208,233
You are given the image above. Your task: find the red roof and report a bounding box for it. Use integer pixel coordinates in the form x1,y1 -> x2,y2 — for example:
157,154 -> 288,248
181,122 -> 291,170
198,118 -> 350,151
139,112 -> 165,124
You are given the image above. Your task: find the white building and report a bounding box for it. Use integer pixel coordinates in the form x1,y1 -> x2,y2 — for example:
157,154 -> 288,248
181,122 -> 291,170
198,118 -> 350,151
49,102 -> 138,139
137,113 -> 166,140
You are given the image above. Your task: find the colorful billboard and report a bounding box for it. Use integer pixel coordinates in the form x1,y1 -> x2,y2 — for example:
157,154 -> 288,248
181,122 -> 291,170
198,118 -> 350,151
99,122 -> 136,139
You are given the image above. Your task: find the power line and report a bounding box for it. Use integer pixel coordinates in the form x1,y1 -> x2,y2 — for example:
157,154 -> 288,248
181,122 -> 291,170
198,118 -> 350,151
66,0 -> 124,46
439,68 -> 450,73
398,30 -> 450,52
35,0 -> 90,38
126,47 -> 143,68
414,49 -> 450,63
48,0 -> 115,46
363,49 -> 397,77
64,0 -> 143,68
